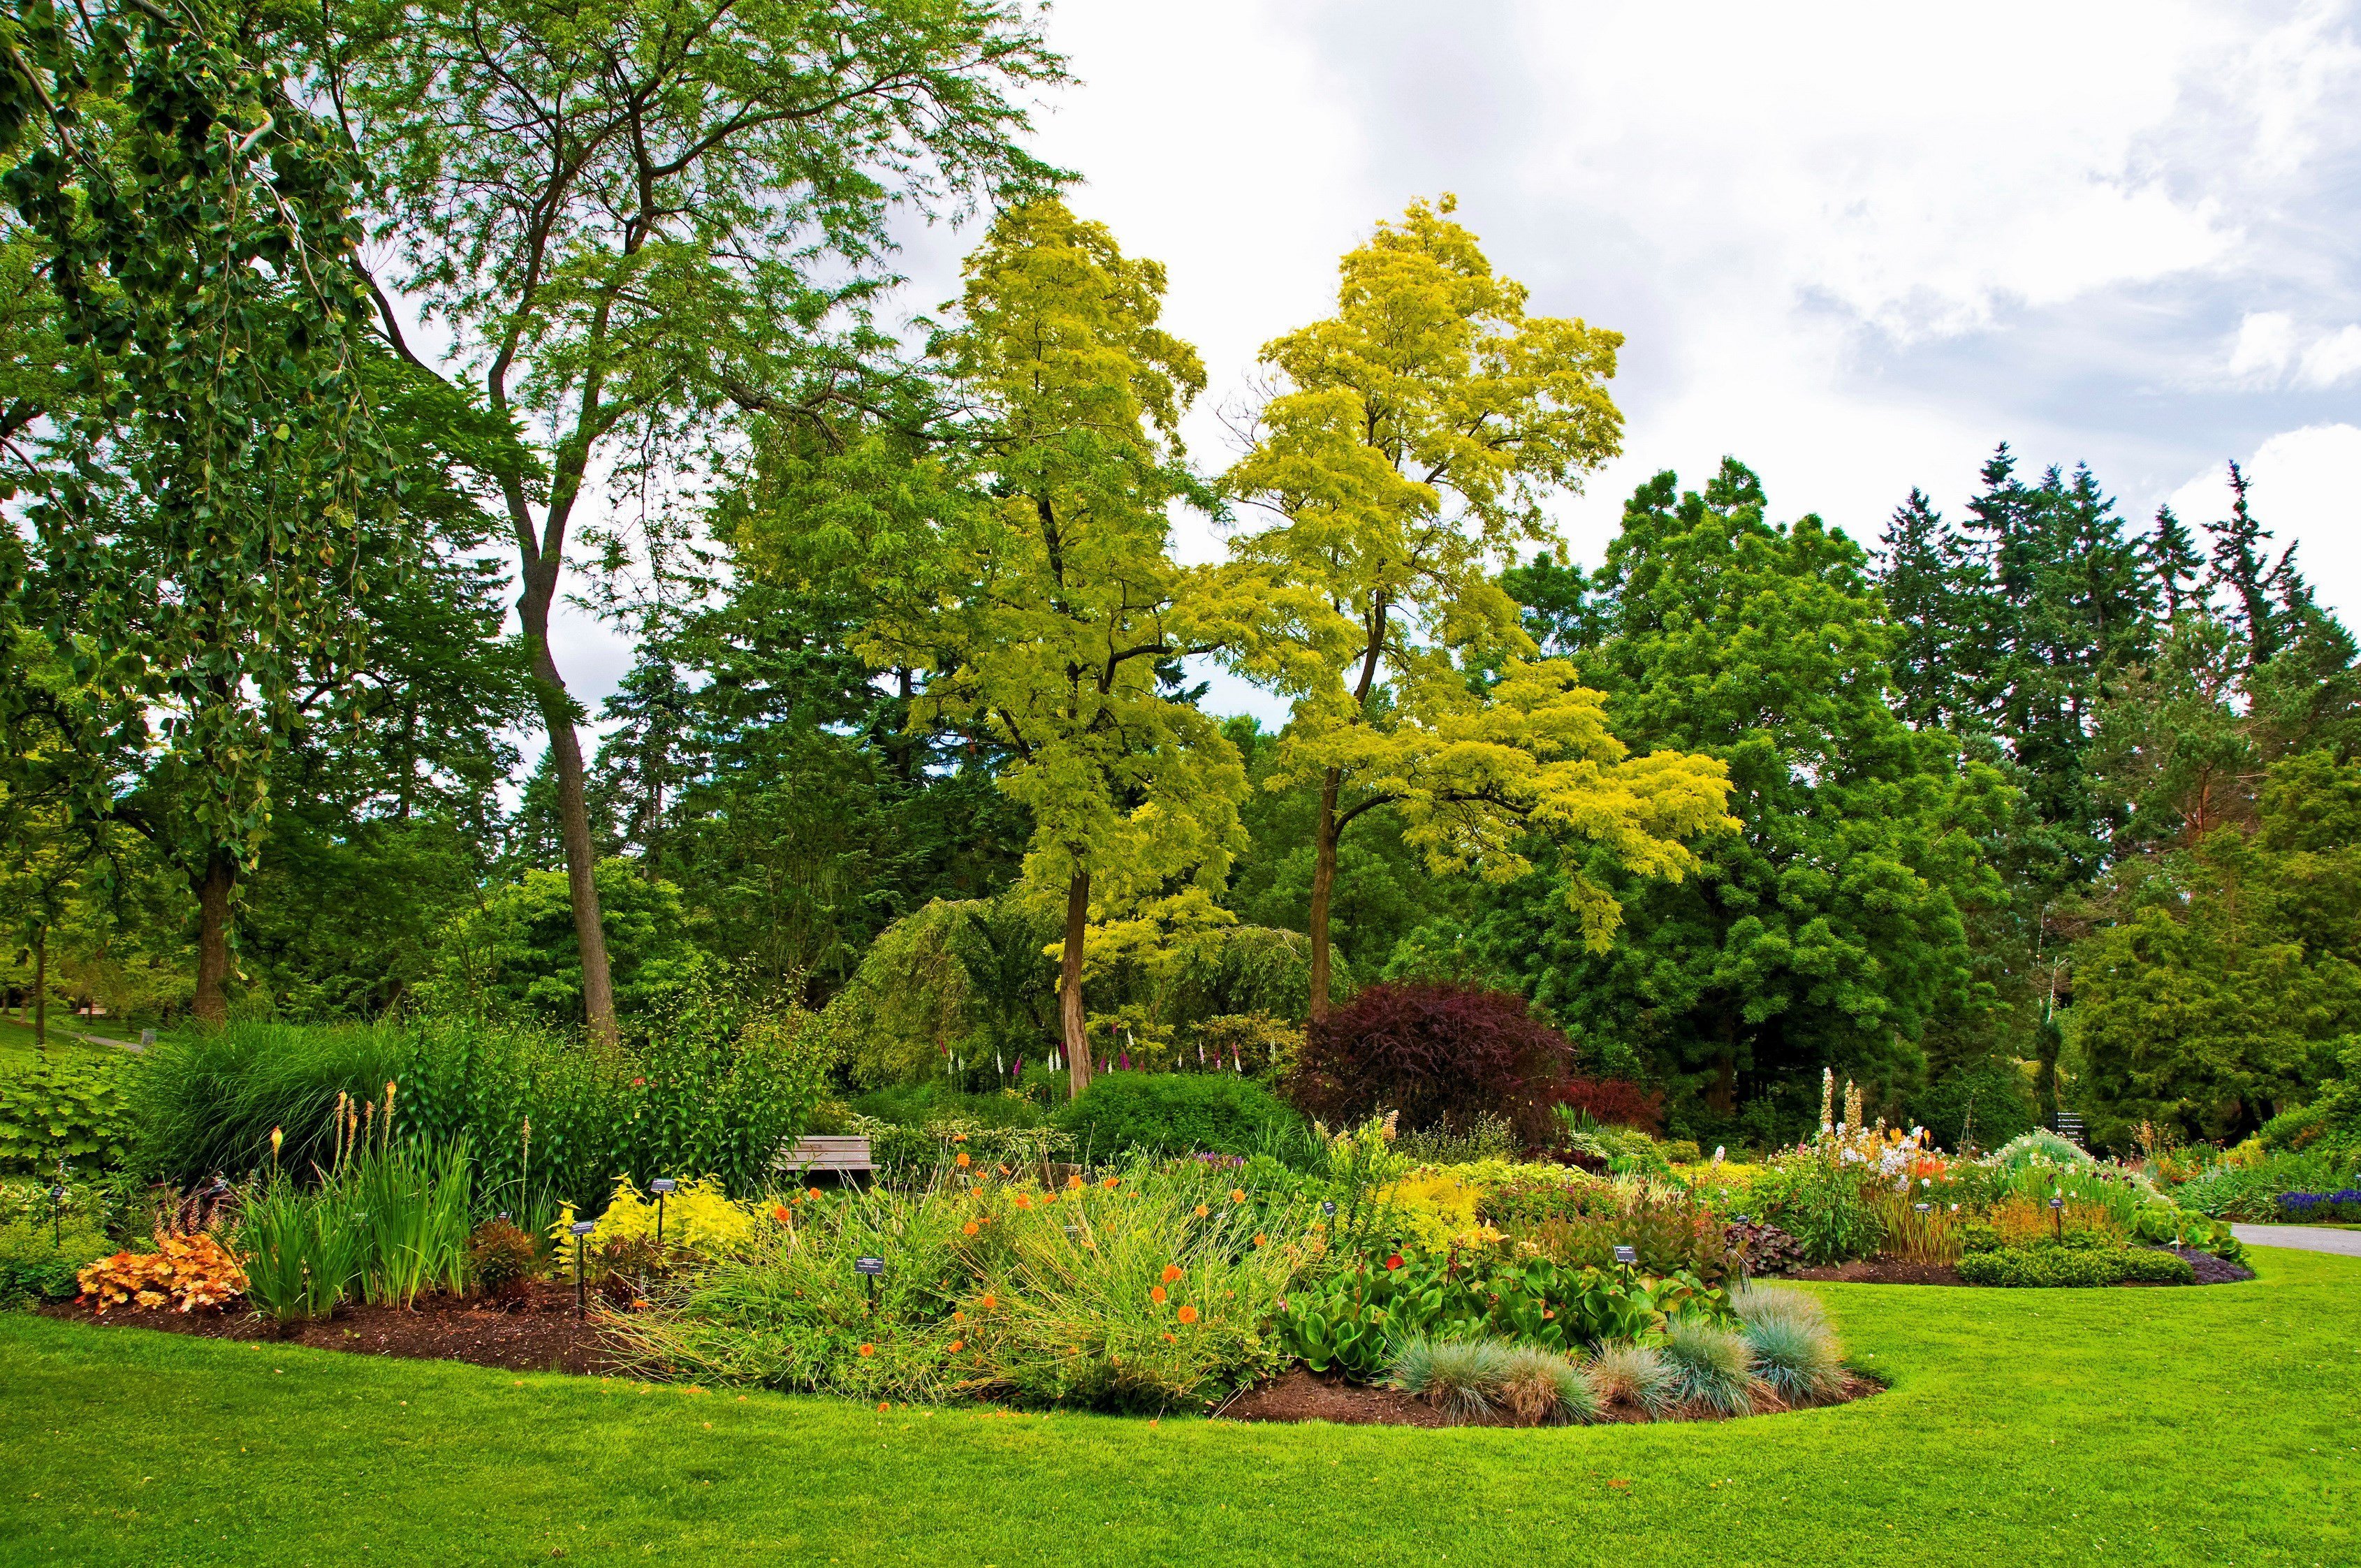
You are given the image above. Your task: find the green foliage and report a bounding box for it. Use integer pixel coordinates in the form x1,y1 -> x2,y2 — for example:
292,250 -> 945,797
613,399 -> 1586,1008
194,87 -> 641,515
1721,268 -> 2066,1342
1659,1317 -> 1757,1416
1275,1243 -> 1729,1380
1956,1242 -> 2194,1288
1492,461 -> 2012,1129
239,1178 -> 370,1324
1764,1148 -> 1883,1266
851,1085 -> 1051,1132
0,1216 -> 111,1304
1734,1289 -> 1845,1403
1389,1335 -> 1515,1423
1051,1074 -> 1303,1160
427,861 -> 712,1025
0,1055 -> 131,1173
1907,1059 -> 2042,1153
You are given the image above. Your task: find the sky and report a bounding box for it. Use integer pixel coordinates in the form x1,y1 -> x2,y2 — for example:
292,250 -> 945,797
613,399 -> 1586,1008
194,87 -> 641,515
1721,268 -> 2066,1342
541,0 -> 2361,736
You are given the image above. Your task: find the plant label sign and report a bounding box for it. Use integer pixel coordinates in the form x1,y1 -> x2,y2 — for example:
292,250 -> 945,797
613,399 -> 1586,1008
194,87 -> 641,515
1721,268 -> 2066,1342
1321,1201 -> 1338,1217
1613,1245 -> 1637,1265
854,1257 -> 885,1276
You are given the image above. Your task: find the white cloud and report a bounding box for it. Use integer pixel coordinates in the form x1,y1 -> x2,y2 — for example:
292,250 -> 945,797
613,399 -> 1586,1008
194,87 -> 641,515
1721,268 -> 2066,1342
2301,323 -> 2361,386
2221,310 -> 2361,388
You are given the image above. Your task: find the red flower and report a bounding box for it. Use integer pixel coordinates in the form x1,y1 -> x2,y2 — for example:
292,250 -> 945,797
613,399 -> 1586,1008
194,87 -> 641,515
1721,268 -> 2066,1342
1384,1254 -> 1404,1270
631,1076 -> 646,1087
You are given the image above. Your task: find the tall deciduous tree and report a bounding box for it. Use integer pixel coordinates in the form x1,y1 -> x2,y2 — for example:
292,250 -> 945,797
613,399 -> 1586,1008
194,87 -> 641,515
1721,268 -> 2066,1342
317,0 -> 1063,1042
3,0 -> 404,1023
1224,196 -> 1727,1018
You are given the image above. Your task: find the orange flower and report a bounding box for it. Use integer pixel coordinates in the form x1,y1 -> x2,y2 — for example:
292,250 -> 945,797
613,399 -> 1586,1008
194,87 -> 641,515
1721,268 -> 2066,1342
1193,1204 -> 1210,1218
963,1222 -> 980,1236
980,1294 -> 997,1310
956,1152 -> 972,1168
858,1343 -> 876,1358
771,1205 -> 792,1224
1254,1233 -> 1266,1247
1150,1286 -> 1167,1304
1176,1305 -> 1199,1325
1067,1174 -> 1083,1189
877,1402 -> 890,1413
1230,1189 -> 1247,1203
1162,1332 -> 1176,1344
953,1310 -> 966,1323
949,1340 -> 964,1354
807,1187 -> 821,1201
1160,1264 -> 1183,1283
1014,1196 -> 1032,1210
1102,1177 -> 1119,1189
951,1132 -> 968,1143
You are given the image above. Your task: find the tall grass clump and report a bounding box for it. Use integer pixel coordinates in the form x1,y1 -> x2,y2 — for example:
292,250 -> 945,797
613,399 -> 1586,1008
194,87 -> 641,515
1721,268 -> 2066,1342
240,1179 -> 369,1324
1586,1340 -> 1676,1418
1497,1344 -> 1601,1425
1660,1317 -> 1758,1416
129,1021 -> 412,1185
1391,1335 -> 1512,1423
1742,1313 -> 1846,1403
341,1137 -> 474,1306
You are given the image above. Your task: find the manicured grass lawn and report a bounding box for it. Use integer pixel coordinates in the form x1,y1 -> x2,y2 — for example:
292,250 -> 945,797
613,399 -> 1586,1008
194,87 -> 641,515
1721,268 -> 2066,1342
0,1017 -> 120,1074
1,1248 -> 2355,1567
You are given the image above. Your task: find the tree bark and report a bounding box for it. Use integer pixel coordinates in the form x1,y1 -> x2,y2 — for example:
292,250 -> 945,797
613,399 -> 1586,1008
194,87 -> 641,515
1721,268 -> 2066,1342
193,851 -> 235,1026
520,562 -> 619,1046
1060,868 -> 1092,1097
32,926 -> 46,1052
1308,766 -> 1342,1023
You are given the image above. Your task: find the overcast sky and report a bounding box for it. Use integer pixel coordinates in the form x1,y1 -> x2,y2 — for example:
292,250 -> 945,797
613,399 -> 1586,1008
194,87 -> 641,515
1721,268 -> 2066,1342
545,0 -> 2361,734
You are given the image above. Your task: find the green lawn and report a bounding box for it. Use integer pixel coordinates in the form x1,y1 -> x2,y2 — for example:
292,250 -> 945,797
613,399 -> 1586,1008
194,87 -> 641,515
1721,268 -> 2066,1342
0,1017 -> 120,1075
1,1247 -> 2355,1567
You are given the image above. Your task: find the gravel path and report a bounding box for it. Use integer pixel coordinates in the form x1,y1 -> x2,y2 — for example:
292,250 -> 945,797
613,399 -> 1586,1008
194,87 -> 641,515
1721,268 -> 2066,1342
2232,1223 -> 2361,1257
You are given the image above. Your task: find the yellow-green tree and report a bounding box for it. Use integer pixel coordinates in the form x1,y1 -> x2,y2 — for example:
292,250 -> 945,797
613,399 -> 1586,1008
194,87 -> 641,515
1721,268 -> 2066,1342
745,200 -> 1249,1093
1225,197 -> 1732,1017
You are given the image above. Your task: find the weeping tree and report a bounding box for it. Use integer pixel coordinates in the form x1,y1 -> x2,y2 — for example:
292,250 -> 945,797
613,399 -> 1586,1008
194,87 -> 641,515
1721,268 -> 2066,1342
3,0 -> 405,1023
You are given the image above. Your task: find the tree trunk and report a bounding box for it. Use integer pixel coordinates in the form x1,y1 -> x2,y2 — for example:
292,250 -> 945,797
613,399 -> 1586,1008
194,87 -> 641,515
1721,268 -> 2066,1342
32,926 -> 46,1051
193,851 -> 235,1026
520,566 -> 619,1046
1307,767 -> 1341,1023
1060,869 -> 1092,1097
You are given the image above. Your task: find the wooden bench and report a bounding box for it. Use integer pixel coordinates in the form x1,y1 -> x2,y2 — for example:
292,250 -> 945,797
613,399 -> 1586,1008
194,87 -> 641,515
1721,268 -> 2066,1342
775,1135 -> 874,1182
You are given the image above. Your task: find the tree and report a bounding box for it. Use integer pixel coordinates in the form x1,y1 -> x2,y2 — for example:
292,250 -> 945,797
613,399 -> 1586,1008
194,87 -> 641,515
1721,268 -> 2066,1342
1489,462 -> 2013,1134
2070,752 -> 2361,1143
1876,488 -> 1983,733
738,199 -> 1252,1094
318,0 -> 1065,1043
3,1 -> 405,1023
1223,196 -> 1728,1019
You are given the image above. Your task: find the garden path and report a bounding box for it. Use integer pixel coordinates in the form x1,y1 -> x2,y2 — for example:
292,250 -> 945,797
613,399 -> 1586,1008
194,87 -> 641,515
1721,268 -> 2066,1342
2232,1223 -> 2361,1256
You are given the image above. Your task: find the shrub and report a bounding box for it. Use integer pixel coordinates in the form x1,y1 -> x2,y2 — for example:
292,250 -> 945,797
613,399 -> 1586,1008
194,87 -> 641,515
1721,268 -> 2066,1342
1052,1073 -> 1303,1160
1955,1243 -> 2193,1287
581,1175 -> 756,1258
0,1217 -> 113,1304
1727,1219 -> 1808,1275
0,1055 -> 136,1173
77,1231 -> 247,1312
1291,981 -> 1574,1145
1875,1193 -> 1966,1263
1741,1313 -> 1845,1403
1767,1149 -> 1880,1266
1587,1341 -> 1677,1418
1390,1335 -> 1512,1423
126,1020 -> 411,1185
851,1085 -> 1051,1131
1730,1281 -> 1827,1334
2119,1247 -> 2200,1284
1498,1344 -> 1602,1425
1554,1076 -> 1664,1136
467,1218 -> 540,1305
1660,1317 -> 1757,1415
1907,1060 -> 2042,1154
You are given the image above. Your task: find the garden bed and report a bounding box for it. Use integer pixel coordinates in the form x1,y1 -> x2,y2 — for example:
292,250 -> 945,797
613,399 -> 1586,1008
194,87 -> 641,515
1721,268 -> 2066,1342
1774,1244 -> 2253,1288
1218,1365 -> 1882,1428
36,1280 -> 630,1375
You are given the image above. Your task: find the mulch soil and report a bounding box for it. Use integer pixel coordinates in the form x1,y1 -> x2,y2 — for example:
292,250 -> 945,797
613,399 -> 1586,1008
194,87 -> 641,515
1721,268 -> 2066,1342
38,1280 -> 633,1375
1218,1367 -> 1881,1428
1776,1244 -> 2255,1288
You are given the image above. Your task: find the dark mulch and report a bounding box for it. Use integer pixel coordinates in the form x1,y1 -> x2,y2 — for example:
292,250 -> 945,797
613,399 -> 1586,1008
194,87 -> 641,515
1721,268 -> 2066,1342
1217,1368 -> 1880,1428
2158,1245 -> 2256,1285
38,1280 -> 633,1375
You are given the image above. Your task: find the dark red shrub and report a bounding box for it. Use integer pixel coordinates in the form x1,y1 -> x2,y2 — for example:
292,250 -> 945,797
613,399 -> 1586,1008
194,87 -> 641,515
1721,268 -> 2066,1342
1290,981 -> 1575,1145
1554,1076 -> 1664,1136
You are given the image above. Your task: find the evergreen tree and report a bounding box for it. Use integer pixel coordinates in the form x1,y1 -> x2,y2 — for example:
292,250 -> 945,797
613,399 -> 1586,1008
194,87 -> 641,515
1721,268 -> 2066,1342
1876,488 -> 1983,732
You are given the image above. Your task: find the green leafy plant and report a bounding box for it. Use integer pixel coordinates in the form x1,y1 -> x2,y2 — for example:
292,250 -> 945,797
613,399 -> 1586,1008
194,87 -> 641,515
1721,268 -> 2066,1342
466,1218 -> 539,1306
1053,1073 -> 1305,1160
0,1217 -> 112,1304
240,1178 -> 368,1325
0,1057 -> 133,1173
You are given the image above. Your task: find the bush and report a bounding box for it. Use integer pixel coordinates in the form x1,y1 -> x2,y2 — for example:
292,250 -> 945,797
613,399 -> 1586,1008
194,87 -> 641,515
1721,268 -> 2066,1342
129,1002 -> 827,1206
0,1055 -> 136,1173
1390,1335 -> 1513,1423
1956,1243 -> 2193,1288
0,1217 -> 112,1304
851,1085 -> 1050,1131
467,1218 -> 540,1305
1907,1060 -> 2042,1155
1660,1317 -> 1757,1415
856,1118 -> 1074,1186
1554,1076 -> 1664,1135
1734,1289 -> 1845,1403
1052,1073 -> 1303,1161
1587,1341 -> 1676,1418
1291,981 -> 1574,1145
